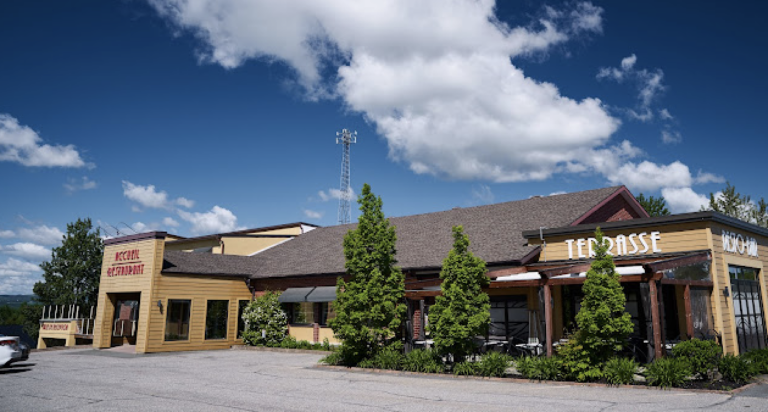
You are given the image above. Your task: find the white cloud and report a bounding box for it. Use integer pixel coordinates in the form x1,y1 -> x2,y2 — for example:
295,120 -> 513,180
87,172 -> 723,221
608,160 -> 698,192
471,184 -> 495,205
0,113 -> 89,168
64,176 -> 97,193
163,217 -> 180,227
318,188 -> 355,202
661,187 -> 710,213
148,1 -> 624,182
661,130 -> 682,144
659,108 -> 673,120
597,54 -> 665,122
0,242 -> 51,260
0,230 -> 14,238
303,209 -> 323,219
694,170 -> 725,185
176,197 -> 195,208
122,180 -> 195,211
178,205 -> 240,235
16,225 -> 64,245
0,258 -> 40,277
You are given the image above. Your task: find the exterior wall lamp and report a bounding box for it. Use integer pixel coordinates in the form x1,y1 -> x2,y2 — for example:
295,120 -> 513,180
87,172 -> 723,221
723,287 -> 729,298
157,300 -> 163,313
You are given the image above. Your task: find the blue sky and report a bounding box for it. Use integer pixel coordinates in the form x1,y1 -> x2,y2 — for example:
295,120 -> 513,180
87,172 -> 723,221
1,1 -> 766,294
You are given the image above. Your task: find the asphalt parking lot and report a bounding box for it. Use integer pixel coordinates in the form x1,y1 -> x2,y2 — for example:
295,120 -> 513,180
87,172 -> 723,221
1,347 -> 767,411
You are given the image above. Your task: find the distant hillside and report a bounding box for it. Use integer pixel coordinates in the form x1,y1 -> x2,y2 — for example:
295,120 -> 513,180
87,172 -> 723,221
0,295 -> 36,308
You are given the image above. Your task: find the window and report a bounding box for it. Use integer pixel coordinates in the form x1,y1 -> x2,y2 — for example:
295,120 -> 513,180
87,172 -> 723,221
165,300 -> 191,341
488,295 -> 528,342
237,300 -> 249,338
282,302 -> 335,325
205,300 -> 229,340
663,261 -> 711,281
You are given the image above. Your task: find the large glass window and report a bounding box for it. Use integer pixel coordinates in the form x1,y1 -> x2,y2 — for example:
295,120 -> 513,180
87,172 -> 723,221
663,261 -> 711,281
237,300 -> 249,338
165,300 -> 191,341
488,295 -> 528,342
282,302 -> 335,325
205,300 -> 229,340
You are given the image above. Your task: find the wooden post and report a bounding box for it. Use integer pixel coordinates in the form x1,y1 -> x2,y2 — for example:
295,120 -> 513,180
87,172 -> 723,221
544,284 -> 553,357
649,280 -> 663,359
684,284 -> 694,339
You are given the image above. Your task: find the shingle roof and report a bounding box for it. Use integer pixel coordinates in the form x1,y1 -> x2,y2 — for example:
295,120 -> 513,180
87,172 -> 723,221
249,186 -> 624,278
162,250 -> 257,277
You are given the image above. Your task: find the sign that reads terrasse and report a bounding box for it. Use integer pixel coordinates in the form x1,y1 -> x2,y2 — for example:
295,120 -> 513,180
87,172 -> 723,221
107,249 -> 145,277
564,232 -> 662,260
722,230 -> 758,257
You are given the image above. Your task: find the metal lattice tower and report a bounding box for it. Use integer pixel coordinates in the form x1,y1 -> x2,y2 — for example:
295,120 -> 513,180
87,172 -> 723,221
336,129 -> 357,224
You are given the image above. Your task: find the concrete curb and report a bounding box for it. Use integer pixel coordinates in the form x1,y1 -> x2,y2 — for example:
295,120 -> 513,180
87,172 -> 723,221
314,364 -> 762,395
232,345 -> 332,355
31,344 -> 93,353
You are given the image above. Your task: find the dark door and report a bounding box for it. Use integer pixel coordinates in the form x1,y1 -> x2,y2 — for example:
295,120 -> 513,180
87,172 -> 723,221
730,266 -> 768,353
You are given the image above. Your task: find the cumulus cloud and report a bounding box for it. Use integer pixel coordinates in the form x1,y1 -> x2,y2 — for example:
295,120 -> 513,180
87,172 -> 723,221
0,230 -> 15,238
318,188 -> 355,202
16,225 -> 64,245
0,242 -> 51,260
661,130 -> 682,145
661,187 -> 710,213
0,258 -> 40,277
178,205 -> 241,235
163,217 -> 180,227
122,180 -> 195,211
176,197 -> 195,208
0,113 -> 89,168
147,1 -> 631,182
64,176 -> 97,193
607,160 -> 723,193
303,209 -> 323,219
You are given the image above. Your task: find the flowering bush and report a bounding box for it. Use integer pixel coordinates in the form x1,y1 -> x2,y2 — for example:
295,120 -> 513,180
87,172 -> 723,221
241,291 -> 288,346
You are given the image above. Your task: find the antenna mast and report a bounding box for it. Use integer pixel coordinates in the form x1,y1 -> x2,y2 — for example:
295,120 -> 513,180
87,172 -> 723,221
336,128 -> 357,224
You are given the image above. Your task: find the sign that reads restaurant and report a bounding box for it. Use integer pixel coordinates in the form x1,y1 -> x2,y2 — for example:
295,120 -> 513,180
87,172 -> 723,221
564,232 -> 662,260
107,249 -> 145,277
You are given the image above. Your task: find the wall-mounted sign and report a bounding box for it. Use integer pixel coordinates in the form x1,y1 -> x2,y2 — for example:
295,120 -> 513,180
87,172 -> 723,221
107,249 -> 145,277
722,230 -> 758,257
564,231 -> 662,260
41,323 -> 69,331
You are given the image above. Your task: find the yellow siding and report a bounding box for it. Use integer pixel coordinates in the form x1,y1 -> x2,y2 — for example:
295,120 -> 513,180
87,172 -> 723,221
317,327 -> 340,345
144,274 -> 252,353
289,326 -> 314,342
215,236 -> 292,256
708,223 -> 768,355
534,223 -> 710,262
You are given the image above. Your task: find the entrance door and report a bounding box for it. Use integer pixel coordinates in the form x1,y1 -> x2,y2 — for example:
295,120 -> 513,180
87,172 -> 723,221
110,293 -> 141,346
730,266 -> 768,353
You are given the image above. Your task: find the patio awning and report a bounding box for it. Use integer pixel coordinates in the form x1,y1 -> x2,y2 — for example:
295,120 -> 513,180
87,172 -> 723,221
305,286 -> 336,302
495,271 -> 542,281
550,265 -> 645,279
278,286 -> 337,303
277,287 -> 315,303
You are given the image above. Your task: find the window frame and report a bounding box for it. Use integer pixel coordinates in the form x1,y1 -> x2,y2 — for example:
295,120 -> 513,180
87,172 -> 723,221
205,299 -> 230,340
164,299 -> 192,342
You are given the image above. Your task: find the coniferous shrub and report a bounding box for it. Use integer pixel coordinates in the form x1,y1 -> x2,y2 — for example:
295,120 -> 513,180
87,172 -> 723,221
429,226 -> 490,363
719,354 -> 755,384
645,358 -> 692,388
328,184 -> 406,365
241,291 -> 288,346
603,358 -> 638,385
671,339 -> 722,379
560,228 -> 634,381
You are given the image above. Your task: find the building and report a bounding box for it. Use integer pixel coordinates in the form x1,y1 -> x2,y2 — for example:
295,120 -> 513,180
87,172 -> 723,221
91,186 -> 768,357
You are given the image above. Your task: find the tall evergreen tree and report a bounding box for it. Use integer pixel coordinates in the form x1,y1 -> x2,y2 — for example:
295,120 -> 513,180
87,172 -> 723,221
559,228 -> 633,381
33,218 -> 103,308
429,226 -> 489,363
328,184 -> 405,364
636,193 -> 670,217
704,182 -> 768,228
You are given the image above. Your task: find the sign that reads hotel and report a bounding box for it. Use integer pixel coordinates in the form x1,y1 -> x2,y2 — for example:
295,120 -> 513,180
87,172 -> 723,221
564,232 -> 662,260
722,230 -> 758,257
108,249 -> 145,277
